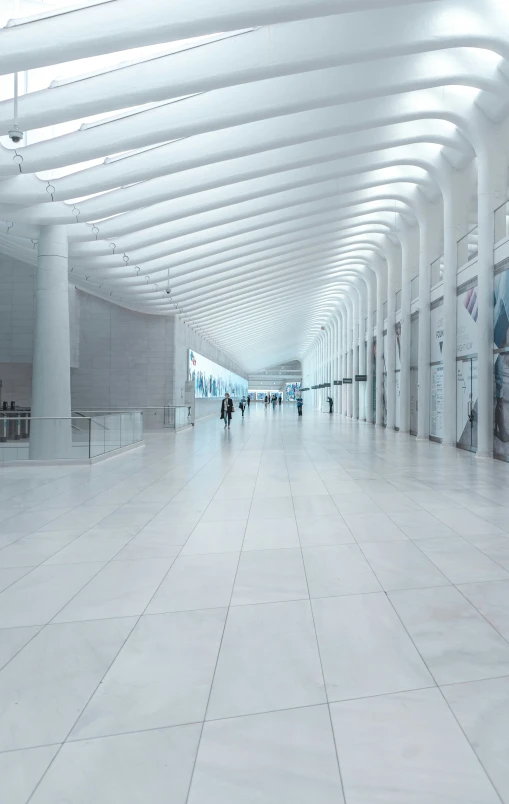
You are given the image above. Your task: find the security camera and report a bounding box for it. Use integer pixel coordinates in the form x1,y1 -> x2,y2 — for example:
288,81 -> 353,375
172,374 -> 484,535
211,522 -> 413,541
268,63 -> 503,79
8,128 -> 23,144
165,288 -> 171,295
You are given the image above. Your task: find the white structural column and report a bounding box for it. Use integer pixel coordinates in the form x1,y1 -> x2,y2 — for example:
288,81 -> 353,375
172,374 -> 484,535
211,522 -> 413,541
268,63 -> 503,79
30,225 -> 72,460
375,259 -> 386,427
386,245 -> 401,431
399,223 -> 417,434
341,305 -> 348,415
336,313 -> 342,414
346,298 -> 354,418
357,282 -> 367,421
417,197 -> 432,440
352,287 -> 360,420
366,271 -> 375,424
332,315 -> 339,412
441,165 -> 468,447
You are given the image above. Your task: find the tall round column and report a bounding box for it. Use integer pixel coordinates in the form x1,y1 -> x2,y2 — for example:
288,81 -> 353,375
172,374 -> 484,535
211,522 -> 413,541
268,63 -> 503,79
399,224 -> 416,434
442,177 -> 461,448
357,283 -> 366,421
30,225 -> 72,460
375,263 -> 385,427
417,203 -> 431,440
386,246 -> 400,431
366,271 -> 374,424
346,299 -> 353,418
352,290 -> 360,420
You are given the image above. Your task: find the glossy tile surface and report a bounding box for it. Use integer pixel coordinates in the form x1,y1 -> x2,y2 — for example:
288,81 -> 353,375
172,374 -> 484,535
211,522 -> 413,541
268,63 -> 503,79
0,408 -> 508,803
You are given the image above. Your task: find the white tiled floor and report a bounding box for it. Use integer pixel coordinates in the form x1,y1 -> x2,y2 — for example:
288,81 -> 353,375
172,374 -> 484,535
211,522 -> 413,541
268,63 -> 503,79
1,407 -> 509,802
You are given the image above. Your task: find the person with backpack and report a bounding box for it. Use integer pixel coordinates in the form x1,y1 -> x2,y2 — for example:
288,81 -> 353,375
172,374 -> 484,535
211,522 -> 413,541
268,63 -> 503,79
220,392 -> 234,429
240,397 -> 247,418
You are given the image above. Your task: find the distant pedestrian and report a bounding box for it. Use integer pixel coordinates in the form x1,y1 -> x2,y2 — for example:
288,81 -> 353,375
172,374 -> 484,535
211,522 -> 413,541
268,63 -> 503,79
264,395 -> 268,408
240,397 -> 246,418
328,396 -> 334,414
220,392 -> 234,429
272,395 -> 277,410
247,396 -> 251,408
278,396 -> 282,406
297,396 -> 303,417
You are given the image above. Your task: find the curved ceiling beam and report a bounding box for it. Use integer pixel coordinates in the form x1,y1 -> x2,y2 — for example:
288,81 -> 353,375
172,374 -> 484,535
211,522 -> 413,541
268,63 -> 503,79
2,54 -> 494,174
0,0 -> 431,75
0,134 -> 451,226
0,44 -> 501,134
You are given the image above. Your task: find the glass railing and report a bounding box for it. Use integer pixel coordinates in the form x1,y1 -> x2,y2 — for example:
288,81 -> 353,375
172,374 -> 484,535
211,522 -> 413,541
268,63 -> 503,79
395,290 -> 402,311
494,200 -> 509,243
430,255 -> 444,287
0,412 -> 144,464
457,226 -> 478,267
164,405 -> 193,430
76,406 -> 191,431
411,275 -> 419,301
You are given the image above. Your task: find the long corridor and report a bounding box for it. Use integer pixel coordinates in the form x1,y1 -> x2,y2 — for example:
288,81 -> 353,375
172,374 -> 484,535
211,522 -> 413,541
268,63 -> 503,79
2,406 -> 509,802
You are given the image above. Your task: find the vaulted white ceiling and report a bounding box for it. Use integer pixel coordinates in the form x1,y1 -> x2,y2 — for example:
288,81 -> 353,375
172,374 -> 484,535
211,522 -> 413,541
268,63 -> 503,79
1,0 -> 508,371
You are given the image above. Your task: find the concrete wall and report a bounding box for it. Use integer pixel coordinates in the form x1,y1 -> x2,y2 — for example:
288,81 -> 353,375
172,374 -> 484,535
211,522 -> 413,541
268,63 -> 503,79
71,292 -> 175,426
0,254 -> 248,422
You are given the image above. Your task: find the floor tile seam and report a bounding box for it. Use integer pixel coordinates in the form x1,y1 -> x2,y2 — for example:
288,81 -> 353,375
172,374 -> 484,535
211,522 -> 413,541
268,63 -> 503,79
0,537 -> 133,667
360,538 -> 453,588
0,526 -> 100,568
380,576 -> 498,763
438,672 -> 509,692
0,563 -> 38,593
25,611 -> 142,804
451,582 -> 509,649
454,538 -> 509,577
434,684 -> 506,803
0,554 -> 128,674
183,436 -> 260,804
284,447 -> 347,804
173,441 -> 252,529
410,536 -> 509,593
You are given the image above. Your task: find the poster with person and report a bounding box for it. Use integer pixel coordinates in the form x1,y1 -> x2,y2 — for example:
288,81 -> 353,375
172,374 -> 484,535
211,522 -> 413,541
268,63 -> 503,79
456,285 -> 478,449
494,267 -> 509,460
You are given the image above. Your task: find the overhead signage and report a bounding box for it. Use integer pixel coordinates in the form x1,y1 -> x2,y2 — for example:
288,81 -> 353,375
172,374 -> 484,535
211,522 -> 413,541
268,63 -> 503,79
323,382 -> 331,388
355,375 -> 368,382
334,380 -> 343,386
343,378 -> 353,384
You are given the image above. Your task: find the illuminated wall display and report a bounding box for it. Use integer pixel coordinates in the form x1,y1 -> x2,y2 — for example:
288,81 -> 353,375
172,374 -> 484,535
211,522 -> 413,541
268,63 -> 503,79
189,350 -> 248,398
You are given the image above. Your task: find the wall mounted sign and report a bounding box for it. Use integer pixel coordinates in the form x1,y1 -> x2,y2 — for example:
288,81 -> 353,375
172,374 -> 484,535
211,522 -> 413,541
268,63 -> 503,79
355,375 -> 368,382
334,380 -> 343,386
343,378 -> 353,384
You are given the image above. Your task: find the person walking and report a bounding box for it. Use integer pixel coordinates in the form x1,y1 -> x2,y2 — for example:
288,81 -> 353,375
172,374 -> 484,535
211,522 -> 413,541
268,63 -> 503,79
297,396 -> 303,417
328,395 -> 334,414
220,392 -> 234,429
240,397 -> 246,418
278,396 -> 282,407
264,395 -> 268,408
247,395 -> 251,409
272,394 -> 277,410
